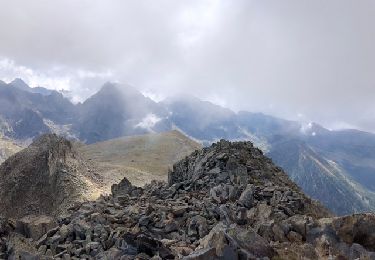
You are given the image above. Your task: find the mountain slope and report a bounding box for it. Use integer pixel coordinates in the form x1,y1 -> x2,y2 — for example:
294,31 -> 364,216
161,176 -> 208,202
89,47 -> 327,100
0,136 -> 23,163
79,130 -> 202,189
75,83 -> 169,143
306,129 -> 375,191
0,134 -> 103,218
164,95 -> 242,143
268,138 -> 375,215
0,79 -> 77,140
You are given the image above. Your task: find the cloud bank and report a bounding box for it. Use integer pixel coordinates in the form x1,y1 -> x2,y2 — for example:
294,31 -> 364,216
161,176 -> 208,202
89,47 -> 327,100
0,0 -> 375,131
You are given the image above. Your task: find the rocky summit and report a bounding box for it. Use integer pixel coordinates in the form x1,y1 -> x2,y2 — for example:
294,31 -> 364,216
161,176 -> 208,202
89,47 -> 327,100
1,139 -> 375,259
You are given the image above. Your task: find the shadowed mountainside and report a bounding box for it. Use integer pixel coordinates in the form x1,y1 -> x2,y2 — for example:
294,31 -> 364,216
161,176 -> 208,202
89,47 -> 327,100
0,134 -> 103,219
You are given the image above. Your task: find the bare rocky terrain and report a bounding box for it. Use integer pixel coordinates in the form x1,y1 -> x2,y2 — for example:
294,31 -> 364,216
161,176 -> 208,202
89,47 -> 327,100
1,137 -> 375,259
0,134 -> 103,219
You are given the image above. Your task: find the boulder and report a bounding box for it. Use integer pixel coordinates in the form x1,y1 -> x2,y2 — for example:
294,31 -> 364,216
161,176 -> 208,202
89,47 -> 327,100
332,214 -> 375,251
210,184 -> 236,204
238,184 -> 254,209
6,232 -> 39,259
16,215 -> 56,241
198,223 -> 276,259
111,177 -> 143,197
184,247 -> 217,260
225,224 -> 276,258
188,216 -> 208,239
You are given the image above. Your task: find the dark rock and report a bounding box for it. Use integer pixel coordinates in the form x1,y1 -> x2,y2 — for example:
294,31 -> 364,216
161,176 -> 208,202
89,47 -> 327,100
16,215 -> 56,241
111,177 -> 143,198
332,214 -> 375,251
138,216 -> 150,227
237,184 -> 254,209
226,225 -> 277,258
188,216 -> 208,239
184,247 -> 216,260
165,221 -> 179,233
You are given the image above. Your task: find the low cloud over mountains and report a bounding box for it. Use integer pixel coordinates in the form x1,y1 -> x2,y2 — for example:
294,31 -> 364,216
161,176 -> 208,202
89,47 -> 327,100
1,1 -> 375,131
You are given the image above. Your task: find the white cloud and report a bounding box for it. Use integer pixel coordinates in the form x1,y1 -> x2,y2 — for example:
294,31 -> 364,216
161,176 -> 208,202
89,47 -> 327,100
135,114 -> 162,132
141,90 -> 166,103
0,57 -> 113,102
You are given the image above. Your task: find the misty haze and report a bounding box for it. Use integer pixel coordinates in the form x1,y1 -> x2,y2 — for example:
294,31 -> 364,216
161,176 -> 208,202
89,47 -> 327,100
0,1 -> 375,259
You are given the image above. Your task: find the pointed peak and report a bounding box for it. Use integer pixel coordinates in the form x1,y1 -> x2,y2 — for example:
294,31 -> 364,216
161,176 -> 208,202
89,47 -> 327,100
12,78 -> 27,84
10,78 -> 30,91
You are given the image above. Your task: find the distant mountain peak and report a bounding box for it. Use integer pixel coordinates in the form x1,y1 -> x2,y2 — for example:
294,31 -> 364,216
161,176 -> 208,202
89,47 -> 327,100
11,77 -> 27,84
10,78 -> 30,91
8,78 -> 55,96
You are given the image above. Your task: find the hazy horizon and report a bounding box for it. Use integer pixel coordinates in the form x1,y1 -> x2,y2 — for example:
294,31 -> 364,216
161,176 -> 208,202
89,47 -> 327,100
1,76 -> 371,135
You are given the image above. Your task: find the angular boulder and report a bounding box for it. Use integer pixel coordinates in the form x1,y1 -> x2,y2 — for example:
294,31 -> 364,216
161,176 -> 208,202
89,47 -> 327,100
16,215 -> 56,241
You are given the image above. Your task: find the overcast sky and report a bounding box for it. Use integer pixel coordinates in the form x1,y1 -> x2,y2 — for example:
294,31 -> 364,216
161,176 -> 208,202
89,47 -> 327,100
0,0 -> 375,132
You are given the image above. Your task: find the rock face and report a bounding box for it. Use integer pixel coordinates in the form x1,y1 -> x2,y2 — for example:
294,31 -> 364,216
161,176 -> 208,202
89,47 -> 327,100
1,139 -> 375,259
0,134 -> 103,219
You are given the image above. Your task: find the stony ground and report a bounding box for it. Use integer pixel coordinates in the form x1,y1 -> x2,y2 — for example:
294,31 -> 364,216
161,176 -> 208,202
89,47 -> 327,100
1,139 -> 375,259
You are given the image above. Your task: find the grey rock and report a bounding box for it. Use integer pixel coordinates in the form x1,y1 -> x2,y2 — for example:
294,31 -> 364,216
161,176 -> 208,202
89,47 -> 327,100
16,215 -> 56,241
183,247 -> 216,260
238,184 -> 254,209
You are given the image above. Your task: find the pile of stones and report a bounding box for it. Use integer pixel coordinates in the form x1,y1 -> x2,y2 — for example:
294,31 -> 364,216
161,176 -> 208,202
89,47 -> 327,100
1,140 -> 375,259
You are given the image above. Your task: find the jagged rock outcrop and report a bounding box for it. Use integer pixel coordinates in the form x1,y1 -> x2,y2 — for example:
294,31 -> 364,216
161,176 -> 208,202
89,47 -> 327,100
1,139 -> 375,259
0,134 -> 103,219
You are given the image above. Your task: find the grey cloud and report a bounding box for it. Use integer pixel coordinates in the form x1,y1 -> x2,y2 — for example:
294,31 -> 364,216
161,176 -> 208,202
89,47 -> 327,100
0,0 -> 374,131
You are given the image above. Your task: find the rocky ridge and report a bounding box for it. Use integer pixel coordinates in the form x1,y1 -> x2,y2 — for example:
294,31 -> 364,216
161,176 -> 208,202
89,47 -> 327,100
1,140 -> 375,259
0,134 -> 103,219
